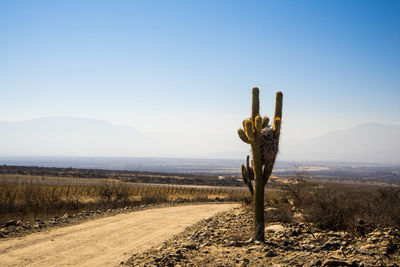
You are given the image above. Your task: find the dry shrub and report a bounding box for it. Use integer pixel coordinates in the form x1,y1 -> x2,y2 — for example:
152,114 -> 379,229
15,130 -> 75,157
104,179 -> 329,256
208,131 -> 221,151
294,184 -> 400,234
264,190 -> 293,223
264,203 -> 293,223
240,190 -> 293,223
141,194 -> 168,204
0,178 -> 248,224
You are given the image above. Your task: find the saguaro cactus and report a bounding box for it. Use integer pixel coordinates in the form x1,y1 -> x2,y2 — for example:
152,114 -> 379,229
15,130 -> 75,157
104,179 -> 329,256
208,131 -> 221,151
238,87 -> 283,241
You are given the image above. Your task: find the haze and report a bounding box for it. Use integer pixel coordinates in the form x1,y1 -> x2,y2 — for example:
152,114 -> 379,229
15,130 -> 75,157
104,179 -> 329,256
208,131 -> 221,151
0,1 -> 399,163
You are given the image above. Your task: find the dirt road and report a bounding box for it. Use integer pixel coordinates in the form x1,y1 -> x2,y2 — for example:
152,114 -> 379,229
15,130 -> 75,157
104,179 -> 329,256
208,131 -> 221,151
0,203 -> 239,267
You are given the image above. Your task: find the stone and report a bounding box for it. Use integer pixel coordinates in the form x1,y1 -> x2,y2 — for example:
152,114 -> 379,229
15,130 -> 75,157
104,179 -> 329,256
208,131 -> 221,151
322,259 -> 357,266
265,224 -> 286,233
183,242 -> 197,250
5,220 -> 18,227
310,259 -> 322,266
265,250 -> 278,257
358,244 -> 376,254
321,237 -> 341,251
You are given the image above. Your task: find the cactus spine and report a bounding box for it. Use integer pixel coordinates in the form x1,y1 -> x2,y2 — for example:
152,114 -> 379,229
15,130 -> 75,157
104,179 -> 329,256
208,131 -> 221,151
238,87 -> 283,241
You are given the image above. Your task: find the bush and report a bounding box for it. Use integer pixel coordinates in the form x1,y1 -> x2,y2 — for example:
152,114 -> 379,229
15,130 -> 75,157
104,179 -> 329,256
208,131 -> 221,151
293,184 -> 400,234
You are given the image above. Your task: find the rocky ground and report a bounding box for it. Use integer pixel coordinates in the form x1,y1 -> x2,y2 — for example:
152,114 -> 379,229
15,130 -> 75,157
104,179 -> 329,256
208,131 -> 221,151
123,206 -> 400,267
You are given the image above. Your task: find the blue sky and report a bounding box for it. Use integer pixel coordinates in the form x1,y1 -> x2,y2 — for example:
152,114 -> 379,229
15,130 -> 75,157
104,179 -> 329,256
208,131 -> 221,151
0,0 -> 399,156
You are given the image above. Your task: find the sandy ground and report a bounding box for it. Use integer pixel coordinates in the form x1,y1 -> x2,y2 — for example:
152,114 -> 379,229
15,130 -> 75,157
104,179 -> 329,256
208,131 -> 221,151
0,203 -> 239,267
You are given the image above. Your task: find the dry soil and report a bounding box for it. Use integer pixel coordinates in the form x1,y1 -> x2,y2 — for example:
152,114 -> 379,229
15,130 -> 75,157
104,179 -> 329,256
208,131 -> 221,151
0,203 -> 239,267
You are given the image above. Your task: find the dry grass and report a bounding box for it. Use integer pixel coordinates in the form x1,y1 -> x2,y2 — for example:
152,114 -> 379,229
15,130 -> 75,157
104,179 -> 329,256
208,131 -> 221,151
292,184 -> 400,234
0,175 -> 248,224
277,170 -> 400,233
241,168 -> 400,234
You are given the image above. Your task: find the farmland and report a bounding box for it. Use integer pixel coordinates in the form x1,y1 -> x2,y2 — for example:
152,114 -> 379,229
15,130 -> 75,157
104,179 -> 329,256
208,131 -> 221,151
0,166 -> 248,224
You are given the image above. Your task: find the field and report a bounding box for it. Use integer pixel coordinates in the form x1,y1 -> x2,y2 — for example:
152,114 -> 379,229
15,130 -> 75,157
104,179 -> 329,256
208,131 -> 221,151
2,165 -> 400,266
0,173 -> 248,224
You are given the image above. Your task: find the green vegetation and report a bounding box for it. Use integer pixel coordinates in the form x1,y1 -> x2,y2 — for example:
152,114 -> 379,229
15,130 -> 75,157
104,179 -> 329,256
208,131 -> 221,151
238,87 -> 283,241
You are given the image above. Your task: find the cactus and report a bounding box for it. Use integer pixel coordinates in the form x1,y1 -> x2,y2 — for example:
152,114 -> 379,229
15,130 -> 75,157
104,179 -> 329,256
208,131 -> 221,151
241,155 -> 254,195
238,87 -> 283,241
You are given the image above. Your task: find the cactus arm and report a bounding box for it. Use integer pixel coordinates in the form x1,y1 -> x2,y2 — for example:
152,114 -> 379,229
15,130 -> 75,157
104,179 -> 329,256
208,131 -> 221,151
245,154 -> 250,179
273,91 -> 283,139
251,87 -> 260,121
273,118 -> 281,139
261,116 -> 270,129
263,159 -> 275,182
255,115 -> 262,131
273,91 -> 283,121
238,129 -> 250,144
241,165 -> 248,184
244,120 -> 254,141
241,156 -> 254,195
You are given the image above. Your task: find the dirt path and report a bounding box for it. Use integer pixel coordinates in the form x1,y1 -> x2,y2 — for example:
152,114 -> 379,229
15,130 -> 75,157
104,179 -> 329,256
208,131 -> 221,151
0,203 -> 239,267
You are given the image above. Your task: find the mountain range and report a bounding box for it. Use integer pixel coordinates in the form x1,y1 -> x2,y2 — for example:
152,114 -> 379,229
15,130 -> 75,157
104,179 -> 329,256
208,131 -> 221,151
280,123 -> 400,163
0,117 -> 164,157
0,118 -> 399,164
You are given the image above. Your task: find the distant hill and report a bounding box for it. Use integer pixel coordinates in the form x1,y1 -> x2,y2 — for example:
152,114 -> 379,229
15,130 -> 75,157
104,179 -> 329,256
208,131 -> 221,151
281,123 -> 400,163
0,117 -> 165,157
1,118 -> 399,164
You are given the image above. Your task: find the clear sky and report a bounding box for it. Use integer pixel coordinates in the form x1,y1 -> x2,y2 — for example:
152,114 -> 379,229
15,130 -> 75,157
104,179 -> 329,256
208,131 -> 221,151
0,0 -> 399,157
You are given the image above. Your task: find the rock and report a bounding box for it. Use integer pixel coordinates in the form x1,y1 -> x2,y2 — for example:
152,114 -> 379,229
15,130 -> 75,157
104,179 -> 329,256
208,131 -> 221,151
310,259 -> 322,266
265,241 -> 281,248
183,242 -> 197,250
254,240 -> 264,245
265,224 -> 285,233
265,250 -> 278,257
200,242 -> 210,247
321,237 -> 341,251
302,244 -> 316,251
241,258 -> 250,266
384,241 -> 398,255
5,220 -> 18,227
322,259 -> 358,266
290,228 -> 300,236
265,207 -> 279,212
204,218 -> 212,223
358,244 -> 376,255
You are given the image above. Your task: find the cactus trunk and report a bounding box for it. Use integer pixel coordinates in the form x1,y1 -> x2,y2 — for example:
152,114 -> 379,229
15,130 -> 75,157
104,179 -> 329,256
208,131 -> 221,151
251,136 -> 265,241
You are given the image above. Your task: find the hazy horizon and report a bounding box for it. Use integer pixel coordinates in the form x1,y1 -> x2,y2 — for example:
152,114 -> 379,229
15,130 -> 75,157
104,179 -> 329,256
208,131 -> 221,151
1,116 -> 399,164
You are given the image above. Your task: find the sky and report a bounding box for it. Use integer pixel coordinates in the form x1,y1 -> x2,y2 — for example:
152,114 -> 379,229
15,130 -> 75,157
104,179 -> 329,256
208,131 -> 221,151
0,0 -> 399,157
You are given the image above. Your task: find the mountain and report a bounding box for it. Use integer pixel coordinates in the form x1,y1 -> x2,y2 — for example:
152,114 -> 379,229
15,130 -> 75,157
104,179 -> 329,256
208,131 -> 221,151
1,118 -> 399,164
0,117 -> 166,157
280,123 -> 400,163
